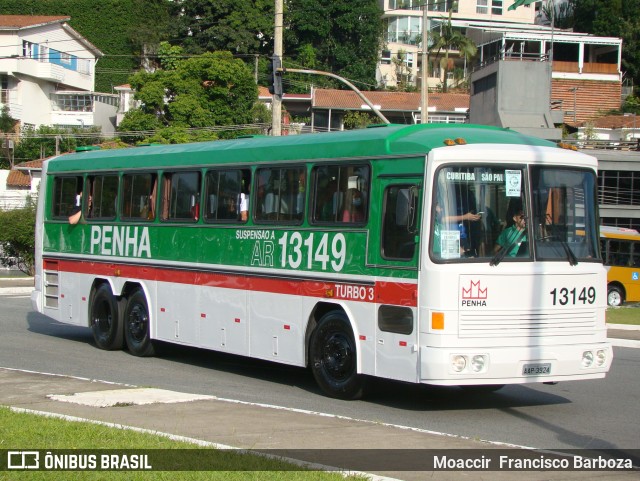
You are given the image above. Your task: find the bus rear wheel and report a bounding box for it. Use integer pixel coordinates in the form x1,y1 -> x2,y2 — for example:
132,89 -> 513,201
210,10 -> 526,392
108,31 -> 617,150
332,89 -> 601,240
90,284 -> 123,350
309,311 -> 365,400
607,285 -> 624,307
124,289 -> 155,357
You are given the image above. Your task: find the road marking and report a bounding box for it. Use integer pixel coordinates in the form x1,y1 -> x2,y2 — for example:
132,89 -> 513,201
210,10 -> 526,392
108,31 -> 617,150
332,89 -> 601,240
47,388 -> 215,407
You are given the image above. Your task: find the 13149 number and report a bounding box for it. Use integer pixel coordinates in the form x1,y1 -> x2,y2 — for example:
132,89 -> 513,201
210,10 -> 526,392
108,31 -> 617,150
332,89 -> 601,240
278,232 -> 346,272
549,286 -> 596,306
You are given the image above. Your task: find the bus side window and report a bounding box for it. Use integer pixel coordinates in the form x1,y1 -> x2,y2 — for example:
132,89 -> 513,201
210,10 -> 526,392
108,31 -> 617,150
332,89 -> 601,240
161,171 -> 201,222
311,164 -> 369,224
87,174 -> 118,220
122,173 -> 156,221
203,169 -> 250,223
255,166 -> 305,223
52,176 -> 83,220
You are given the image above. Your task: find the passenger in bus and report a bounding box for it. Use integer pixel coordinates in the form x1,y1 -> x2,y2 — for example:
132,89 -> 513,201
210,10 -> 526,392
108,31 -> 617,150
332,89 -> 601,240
238,173 -> 250,221
68,191 -> 91,224
432,202 -> 480,257
190,194 -> 200,221
494,206 -> 527,257
316,179 -> 337,221
342,188 -> 364,222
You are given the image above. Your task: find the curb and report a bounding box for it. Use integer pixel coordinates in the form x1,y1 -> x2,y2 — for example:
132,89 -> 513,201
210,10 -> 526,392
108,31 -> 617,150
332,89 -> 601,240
607,323 -> 640,330
0,286 -> 33,296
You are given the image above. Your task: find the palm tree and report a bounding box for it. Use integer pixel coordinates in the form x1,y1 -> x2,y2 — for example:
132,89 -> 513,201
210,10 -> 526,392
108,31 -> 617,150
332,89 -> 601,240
428,9 -> 477,93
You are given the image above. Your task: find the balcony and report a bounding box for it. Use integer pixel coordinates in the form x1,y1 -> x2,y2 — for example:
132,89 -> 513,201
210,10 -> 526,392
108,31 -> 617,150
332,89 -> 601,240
6,58 -> 93,91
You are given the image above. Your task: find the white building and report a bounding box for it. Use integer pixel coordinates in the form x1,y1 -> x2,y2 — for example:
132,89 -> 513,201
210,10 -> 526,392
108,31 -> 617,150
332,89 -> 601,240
0,15 -> 117,133
379,0 -> 540,89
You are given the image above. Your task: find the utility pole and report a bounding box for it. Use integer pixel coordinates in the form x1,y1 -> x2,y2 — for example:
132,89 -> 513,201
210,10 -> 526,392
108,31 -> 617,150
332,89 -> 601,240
421,1 -> 429,124
272,0 -> 283,136
569,87 -> 578,123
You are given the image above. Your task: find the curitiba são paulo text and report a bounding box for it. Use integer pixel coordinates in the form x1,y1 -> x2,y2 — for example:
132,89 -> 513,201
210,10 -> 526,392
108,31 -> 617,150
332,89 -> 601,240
433,455 -> 634,470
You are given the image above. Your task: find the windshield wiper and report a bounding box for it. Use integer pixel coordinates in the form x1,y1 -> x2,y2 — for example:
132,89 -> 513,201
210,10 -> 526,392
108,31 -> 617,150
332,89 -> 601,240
536,232 -> 579,266
558,239 -> 578,266
490,229 -> 526,266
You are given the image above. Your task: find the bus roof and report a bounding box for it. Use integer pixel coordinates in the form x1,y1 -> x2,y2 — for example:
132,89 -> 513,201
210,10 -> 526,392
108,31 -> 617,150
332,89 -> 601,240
46,123 -> 562,173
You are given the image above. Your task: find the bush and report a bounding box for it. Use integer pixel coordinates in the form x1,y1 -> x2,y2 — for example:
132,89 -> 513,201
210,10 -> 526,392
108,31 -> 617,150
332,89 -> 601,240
0,197 -> 36,276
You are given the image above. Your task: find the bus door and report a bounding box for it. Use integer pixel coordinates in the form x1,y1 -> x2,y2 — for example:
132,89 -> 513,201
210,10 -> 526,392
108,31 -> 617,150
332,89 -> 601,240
370,178 -> 422,383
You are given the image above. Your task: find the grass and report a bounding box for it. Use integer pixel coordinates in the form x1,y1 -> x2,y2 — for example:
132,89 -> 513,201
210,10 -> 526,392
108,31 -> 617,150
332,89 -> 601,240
0,407 -> 365,481
607,304 -> 640,325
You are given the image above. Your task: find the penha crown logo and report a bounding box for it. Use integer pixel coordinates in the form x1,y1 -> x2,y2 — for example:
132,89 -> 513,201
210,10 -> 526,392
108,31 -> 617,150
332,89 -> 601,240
462,280 -> 487,299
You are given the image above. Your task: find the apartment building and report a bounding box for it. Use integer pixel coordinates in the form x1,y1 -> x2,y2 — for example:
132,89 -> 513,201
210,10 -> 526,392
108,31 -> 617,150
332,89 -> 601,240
379,0 -> 538,90
0,15 -> 117,133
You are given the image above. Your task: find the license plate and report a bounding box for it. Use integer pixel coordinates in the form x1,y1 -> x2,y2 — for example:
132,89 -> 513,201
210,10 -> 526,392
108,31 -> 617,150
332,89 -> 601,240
522,363 -> 551,375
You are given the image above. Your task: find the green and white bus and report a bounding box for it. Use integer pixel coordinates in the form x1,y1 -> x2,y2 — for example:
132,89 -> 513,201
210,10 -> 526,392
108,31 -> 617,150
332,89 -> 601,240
31,124 -> 612,399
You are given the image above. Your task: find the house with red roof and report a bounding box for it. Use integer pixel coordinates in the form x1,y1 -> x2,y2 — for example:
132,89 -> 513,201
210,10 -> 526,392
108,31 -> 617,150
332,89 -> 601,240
0,159 -> 42,209
256,86 -> 469,132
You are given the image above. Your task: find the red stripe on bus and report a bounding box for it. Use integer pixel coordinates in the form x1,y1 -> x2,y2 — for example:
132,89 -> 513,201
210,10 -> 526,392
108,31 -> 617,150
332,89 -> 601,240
46,258 -> 417,307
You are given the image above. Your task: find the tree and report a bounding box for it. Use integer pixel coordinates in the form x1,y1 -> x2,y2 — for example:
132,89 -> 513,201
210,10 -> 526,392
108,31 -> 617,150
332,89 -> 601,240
169,0 -> 274,55
0,106 -> 18,169
13,125 -> 101,162
541,0 -> 575,29
572,0 -> 640,92
284,0 -> 384,89
428,9 -> 477,93
0,198 -> 36,276
119,51 -> 259,143
622,95 -> 640,115
343,111 -> 377,130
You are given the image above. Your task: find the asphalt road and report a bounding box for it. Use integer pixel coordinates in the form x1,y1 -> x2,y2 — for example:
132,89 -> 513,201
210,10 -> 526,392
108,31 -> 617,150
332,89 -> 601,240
1,294 -> 638,452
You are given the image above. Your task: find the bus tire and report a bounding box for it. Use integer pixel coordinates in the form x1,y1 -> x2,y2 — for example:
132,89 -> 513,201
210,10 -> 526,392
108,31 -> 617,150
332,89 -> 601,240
607,285 -> 624,307
124,289 -> 155,357
309,311 -> 365,400
90,284 -> 123,350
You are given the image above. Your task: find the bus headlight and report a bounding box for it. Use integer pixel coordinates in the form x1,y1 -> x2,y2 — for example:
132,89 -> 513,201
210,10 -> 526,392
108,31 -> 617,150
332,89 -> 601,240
452,355 -> 467,372
471,355 -> 487,372
596,349 -> 607,367
582,350 -> 594,368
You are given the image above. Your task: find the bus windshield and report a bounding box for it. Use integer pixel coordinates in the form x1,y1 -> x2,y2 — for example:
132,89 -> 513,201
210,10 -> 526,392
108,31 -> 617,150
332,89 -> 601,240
531,166 -> 600,263
431,165 -> 600,263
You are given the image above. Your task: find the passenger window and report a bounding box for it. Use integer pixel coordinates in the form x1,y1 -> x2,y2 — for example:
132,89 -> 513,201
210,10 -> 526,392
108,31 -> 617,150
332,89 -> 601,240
608,239 -> 632,267
204,169 -> 250,223
254,166 -> 305,223
122,173 -> 157,221
161,171 -> 201,222
87,175 -> 118,220
52,176 -> 83,219
311,164 -> 370,224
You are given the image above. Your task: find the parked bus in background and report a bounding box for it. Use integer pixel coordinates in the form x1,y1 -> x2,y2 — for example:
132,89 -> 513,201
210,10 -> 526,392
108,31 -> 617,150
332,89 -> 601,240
600,225 -> 640,307
31,124 -> 612,399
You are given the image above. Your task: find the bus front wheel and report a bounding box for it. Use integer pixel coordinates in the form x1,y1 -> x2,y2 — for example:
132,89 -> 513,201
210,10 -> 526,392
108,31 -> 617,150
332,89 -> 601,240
309,311 -> 365,400
90,284 -> 123,350
124,289 -> 155,357
607,285 -> 624,307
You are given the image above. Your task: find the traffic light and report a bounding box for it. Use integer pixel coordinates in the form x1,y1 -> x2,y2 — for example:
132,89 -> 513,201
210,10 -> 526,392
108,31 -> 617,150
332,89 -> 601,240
267,55 -> 283,97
